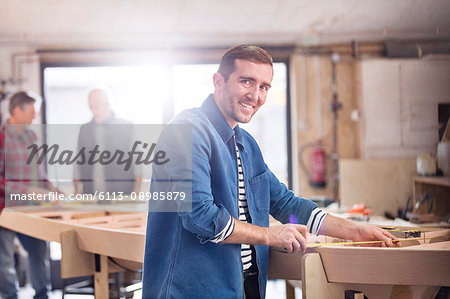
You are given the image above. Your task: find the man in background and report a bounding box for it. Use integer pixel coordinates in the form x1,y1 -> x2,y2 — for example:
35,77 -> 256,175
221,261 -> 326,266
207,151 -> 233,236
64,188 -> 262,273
73,88 -> 141,196
0,91 -> 57,299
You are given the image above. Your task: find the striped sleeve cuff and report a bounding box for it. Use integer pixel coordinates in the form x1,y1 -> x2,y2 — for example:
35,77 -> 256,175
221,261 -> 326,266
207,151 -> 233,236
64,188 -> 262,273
306,208 -> 327,235
209,215 -> 235,243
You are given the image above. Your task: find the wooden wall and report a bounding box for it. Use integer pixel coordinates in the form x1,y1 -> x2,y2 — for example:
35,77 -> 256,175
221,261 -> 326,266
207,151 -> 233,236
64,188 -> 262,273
291,54 -> 360,199
339,159 -> 417,216
291,54 -> 449,216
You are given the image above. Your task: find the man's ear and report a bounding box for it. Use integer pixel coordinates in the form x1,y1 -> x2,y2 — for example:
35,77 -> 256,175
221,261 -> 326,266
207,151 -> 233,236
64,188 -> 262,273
213,72 -> 225,90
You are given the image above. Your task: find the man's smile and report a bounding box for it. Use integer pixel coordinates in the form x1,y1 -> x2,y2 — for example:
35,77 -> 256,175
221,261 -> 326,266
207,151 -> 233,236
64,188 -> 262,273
239,101 -> 255,112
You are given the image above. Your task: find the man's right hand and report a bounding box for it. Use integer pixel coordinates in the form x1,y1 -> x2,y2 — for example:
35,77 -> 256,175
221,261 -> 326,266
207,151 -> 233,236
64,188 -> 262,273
220,218 -> 308,253
266,224 -> 307,253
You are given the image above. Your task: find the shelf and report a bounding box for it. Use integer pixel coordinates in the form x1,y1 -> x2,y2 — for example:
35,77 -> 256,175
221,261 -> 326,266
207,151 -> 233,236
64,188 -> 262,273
413,176 -> 450,188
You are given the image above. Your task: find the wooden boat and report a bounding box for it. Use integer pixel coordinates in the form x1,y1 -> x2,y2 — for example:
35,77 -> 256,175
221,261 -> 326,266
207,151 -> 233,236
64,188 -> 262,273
1,207 -> 449,298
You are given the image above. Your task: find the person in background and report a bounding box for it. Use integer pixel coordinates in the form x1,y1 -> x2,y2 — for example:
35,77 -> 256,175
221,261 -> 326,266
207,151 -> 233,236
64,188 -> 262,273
73,88 -> 141,196
0,91 -> 58,299
143,45 -> 398,299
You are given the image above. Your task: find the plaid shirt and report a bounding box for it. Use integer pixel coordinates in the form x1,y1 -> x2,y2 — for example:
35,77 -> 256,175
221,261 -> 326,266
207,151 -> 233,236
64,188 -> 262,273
0,123 -> 49,211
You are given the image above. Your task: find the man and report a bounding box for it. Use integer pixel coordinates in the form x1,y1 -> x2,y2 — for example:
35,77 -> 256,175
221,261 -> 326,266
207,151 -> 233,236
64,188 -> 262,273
0,91 -> 55,299
73,88 -> 141,195
143,45 -> 397,299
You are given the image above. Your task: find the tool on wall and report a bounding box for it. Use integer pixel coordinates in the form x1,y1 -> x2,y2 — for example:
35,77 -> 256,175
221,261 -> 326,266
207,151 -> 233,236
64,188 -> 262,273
399,194 -> 442,223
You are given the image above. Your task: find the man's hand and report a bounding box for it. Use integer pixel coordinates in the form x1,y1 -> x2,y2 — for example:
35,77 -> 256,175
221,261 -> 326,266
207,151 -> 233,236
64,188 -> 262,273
353,224 -> 399,247
221,218 -> 308,253
318,214 -> 400,247
266,224 -> 307,253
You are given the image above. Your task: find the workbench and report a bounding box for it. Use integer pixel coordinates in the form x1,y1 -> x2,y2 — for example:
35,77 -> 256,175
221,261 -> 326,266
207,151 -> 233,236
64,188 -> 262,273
1,208 -> 449,299
269,229 -> 450,298
0,208 -> 145,298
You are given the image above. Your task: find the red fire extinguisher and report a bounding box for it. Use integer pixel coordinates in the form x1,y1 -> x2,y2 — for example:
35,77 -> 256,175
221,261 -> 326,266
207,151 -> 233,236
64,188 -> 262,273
299,140 -> 327,188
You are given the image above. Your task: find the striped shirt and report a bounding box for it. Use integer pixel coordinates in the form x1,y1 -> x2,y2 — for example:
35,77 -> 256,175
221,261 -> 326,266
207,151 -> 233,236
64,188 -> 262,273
306,207 -> 327,235
209,137 -> 327,264
233,135 -> 254,271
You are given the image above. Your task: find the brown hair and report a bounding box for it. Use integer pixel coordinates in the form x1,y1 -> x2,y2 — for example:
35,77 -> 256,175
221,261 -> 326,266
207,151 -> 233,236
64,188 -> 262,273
217,44 -> 273,80
8,91 -> 37,115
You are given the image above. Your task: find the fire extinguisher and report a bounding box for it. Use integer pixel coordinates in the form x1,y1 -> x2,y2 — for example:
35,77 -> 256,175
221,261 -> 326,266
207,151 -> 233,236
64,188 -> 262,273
299,140 -> 327,188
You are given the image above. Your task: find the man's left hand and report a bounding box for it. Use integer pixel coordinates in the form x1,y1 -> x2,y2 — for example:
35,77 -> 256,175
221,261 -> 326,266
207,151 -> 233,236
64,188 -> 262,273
354,224 -> 399,247
318,214 -> 400,247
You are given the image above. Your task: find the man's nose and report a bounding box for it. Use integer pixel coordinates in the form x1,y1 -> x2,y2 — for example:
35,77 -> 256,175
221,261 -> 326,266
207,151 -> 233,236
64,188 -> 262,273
247,86 -> 260,102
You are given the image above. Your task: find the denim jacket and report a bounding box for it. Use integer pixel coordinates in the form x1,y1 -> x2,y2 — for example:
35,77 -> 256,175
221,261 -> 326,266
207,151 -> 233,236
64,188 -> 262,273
142,95 -> 317,299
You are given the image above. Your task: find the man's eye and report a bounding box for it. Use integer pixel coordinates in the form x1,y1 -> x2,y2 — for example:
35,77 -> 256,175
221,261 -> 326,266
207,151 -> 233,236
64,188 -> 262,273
242,80 -> 250,85
260,85 -> 268,91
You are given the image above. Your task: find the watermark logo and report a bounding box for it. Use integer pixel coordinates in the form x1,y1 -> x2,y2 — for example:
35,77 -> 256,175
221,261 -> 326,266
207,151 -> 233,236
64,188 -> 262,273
3,124 -> 192,212
27,141 -> 170,171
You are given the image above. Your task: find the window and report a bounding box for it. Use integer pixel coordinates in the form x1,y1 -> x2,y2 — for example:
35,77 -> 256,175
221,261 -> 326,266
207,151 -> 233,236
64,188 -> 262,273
43,61 -> 288,184
43,65 -> 168,124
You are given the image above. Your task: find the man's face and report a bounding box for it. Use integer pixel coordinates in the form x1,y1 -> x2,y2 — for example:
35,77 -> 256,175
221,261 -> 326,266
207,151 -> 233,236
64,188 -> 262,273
214,59 -> 273,128
88,90 -> 110,123
13,104 -> 35,125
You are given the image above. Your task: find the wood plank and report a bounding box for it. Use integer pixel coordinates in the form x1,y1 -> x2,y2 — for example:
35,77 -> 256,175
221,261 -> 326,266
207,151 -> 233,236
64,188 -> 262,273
413,176 -> 450,187
31,211 -> 107,221
301,253 -> 392,299
0,210 -> 67,242
423,229 -> 450,240
317,246 -> 450,286
285,281 -> 295,299
60,229 -> 142,279
111,213 -> 147,229
94,254 -> 109,299
75,225 -> 145,263
407,241 -> 450,250
268,229 -> 450,285
268,248 -> 303,280
60,229 -> 94,278
77,216 -> 113,228
339,159 -> 417,215
0,210 -> 146,262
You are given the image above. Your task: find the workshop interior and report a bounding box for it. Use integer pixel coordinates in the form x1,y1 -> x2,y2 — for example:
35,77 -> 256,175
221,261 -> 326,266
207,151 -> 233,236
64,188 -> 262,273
0,1 -> 449,298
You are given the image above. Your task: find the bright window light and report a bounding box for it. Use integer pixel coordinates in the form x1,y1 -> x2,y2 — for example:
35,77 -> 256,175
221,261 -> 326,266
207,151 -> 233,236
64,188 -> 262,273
43,62 -> 288,184
44,65 -> 168,124
172,64 -> 219,115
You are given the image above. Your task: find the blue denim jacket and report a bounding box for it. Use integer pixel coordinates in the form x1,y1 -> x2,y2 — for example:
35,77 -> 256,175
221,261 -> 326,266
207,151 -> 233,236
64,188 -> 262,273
143,95 -> 317,299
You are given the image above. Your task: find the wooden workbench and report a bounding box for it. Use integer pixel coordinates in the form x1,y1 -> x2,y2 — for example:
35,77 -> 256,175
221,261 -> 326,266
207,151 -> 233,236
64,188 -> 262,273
269,230 -> 450,298
0,208 -> 145,298
1,208 -> 449,299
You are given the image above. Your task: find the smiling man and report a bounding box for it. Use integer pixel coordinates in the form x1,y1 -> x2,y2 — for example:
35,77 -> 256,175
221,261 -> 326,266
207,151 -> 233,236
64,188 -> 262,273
213,58 -> 272,127
142,45 -> 397,299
